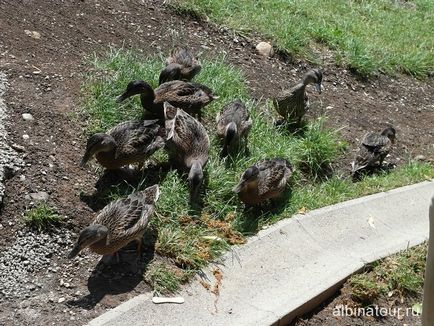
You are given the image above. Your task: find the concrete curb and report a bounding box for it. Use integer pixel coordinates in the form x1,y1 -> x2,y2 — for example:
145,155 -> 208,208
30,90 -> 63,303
89,180 -> 434,326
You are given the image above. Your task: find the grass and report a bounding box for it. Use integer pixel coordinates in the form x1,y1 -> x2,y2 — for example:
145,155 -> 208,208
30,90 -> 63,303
169,0 -> 434,77
24,203 -> 62,231
349,244 -> 427,305
81,48 -> 434,292
144,260 -> 193,295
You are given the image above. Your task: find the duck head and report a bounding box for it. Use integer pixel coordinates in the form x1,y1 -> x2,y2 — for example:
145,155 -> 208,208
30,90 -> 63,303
222,122 -> 238,157
80,133 -> 116,167
303,69 -> 322,93
188,161 -> 204,201
381,126 -> 396,144
159,63 -> 182,85
232,165 -> 260,193
116,80 -> 154,103
68,224 -> 109,259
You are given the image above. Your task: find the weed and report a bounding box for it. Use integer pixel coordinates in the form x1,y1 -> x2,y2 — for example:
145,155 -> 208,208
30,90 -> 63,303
24,203 -> 62,231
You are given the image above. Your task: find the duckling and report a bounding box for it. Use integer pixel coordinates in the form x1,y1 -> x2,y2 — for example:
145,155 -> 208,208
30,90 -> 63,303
163,102 -> 210,201
68,184 -> 160,259
80,119 -> 165,170
159,48 -> 202,85
216,100 -> 252,156
352,127 -> 396,174
233,158 -> 293,206
116,80 -> 216,121
273,69 -> 322,126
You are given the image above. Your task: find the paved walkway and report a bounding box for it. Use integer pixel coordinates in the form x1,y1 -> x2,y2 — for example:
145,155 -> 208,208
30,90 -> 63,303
89,181 -> 434,326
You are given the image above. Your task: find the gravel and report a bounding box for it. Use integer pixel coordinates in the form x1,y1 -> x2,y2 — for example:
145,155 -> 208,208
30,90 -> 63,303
0,72 -> 23,204
0,228 -> 74,302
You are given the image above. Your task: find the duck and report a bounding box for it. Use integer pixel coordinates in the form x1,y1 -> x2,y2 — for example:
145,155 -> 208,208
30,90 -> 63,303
116,80 -> 216,121
163,102 -> 210,201
80,119 -> 165,170
68,184 -> 160,259
351,127 -> 396,174
216,99 -> 252,156
159,47 -> 202,85
273,69 -> 322,126
233,158 -> 293,206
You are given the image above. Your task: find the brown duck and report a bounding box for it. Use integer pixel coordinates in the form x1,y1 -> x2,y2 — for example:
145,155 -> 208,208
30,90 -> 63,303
80,119 -> 165,170
233,158 -> 293,206
164,102 -> 210,201
352,127 -> 396,174
116,80 -> 216,120
216,99 -> 252,156
68,184 -> 160,259
273,69 -> 322,126
159,47 -> 202,85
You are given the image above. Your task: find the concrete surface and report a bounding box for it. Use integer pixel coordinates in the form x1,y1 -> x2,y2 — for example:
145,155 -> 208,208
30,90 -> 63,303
89,180 -> 434,326
0,72 -> 22,205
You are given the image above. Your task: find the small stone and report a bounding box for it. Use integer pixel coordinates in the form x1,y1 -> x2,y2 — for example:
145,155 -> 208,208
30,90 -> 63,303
23,134 -> 30,140
24,30 -> 41,39
11,143 -> 25,152
28,192 -> 49,202
22,113 -> 34,121
19,175 -> 26,181
414,155 -> 426,161
256,42 -> 273,57
58,297 -> 65,303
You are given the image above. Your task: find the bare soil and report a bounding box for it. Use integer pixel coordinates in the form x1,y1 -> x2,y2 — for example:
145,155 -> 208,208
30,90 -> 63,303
0,0 -> 432,325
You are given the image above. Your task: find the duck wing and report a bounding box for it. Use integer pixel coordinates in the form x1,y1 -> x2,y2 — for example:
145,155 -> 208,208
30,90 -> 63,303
256,159 -> 292,196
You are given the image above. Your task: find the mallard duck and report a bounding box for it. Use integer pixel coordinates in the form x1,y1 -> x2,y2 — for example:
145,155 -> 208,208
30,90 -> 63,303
216,100 -> 252,156
159,48 -> 202,85
80,119 -> 165,170
164,102 -> 210,200
273,69 -> 322,126
233,158 -> 293,206
116,80 -> 216,120
68,184 -> 160,259
351,127 -> 396,174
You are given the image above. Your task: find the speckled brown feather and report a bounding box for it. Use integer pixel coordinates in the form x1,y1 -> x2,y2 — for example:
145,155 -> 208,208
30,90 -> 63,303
235,158 -> 292,206
352,132 -> 392,172
164,104 -> 209,169
95,120 -> 165,169
88,185 -> 159,255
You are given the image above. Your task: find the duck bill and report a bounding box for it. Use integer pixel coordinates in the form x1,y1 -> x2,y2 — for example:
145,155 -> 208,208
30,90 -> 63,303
232,182 -> 244,194
315,83 -> 322,94
67,243 -> 81,259
80,151 -> 92,167
115,92 -> 128,103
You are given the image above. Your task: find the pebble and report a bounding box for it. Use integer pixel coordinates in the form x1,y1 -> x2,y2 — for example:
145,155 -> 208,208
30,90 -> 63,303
28,191 -> 49,201
58,297 -> 65,303
22,113 -> 34,121
256,41 -> 273,57
414,155 -> 426,161
11,143 -> 25,152
22,134 -> 30,140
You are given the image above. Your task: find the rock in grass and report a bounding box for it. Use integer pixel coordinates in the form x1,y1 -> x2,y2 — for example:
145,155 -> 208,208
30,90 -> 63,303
256,42 -> 273,57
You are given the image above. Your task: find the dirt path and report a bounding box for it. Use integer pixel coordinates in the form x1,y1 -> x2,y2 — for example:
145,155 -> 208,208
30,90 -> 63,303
0,0 -> 433,325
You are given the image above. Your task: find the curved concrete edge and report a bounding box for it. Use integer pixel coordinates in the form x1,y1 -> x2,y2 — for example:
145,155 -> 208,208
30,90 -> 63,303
88,180 -> 434,326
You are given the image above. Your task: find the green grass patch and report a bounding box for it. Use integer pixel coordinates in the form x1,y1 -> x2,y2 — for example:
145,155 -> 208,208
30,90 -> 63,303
144,260 -> 193,295
81,48 -> 434,292
24,203 -> 62,231
349,244 -> 427,305
169,0 -> 434,77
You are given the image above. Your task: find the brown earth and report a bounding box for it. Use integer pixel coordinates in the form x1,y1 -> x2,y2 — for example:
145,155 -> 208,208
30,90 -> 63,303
0,0 -> 433,325
292,282 -> 422,326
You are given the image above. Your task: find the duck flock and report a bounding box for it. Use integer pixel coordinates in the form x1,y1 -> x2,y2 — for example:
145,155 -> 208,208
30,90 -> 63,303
69,48 -> 396,260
